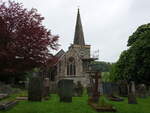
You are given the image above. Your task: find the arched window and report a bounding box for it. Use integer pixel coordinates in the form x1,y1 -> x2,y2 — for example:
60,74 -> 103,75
67,57 -> 76,75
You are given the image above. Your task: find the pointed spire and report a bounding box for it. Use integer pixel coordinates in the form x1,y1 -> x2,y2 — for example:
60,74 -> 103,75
73,8 -> 85,45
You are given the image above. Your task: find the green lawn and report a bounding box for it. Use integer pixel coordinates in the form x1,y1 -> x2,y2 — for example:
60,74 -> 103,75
0,93 -> 150,113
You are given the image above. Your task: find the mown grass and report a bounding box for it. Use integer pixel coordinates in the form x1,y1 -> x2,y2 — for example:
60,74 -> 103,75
0,92 -> 150,113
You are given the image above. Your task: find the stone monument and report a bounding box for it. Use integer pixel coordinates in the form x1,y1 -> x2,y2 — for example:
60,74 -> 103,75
57,79 -> 73,102
28,74 -> 43,101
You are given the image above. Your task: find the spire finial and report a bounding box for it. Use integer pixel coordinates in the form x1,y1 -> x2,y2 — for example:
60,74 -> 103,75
77,7 -> 80,15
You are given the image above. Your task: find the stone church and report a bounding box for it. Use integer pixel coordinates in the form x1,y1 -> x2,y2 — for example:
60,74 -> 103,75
51,9 -> 95,86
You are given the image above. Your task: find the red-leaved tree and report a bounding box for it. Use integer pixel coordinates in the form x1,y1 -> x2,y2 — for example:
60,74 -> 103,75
0,0 -> 59,76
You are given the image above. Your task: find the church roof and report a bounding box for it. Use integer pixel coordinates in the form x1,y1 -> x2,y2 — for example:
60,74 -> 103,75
51,49 -> 65,66
73,9 -> 85,45
55,49 -> 65,58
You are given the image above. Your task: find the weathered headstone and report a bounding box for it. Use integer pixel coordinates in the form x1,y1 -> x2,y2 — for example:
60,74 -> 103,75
128,93 -> 137,104
25,78 -> 29,90
0,82 -> 13,94
131,81 -> 136,95
102,82 -> 112,96
74,81 -> 83,97
73,83 -> 76,96
128,81 -> 137,104
91,72 -> 100,103
99,82 -> 103,95
43,78 -> 50,98
28,76 -> 43,101
57,79 -> 73,102
0,94 -> 8,100
119,82 -> 128,97
16,96 -> 28,101
0,100 -> 18,110
49,82 -> 57,93
137,84 -> 147,98
148,86 -> 150,96
102,82 -> 119,96
87,85 -> 93,97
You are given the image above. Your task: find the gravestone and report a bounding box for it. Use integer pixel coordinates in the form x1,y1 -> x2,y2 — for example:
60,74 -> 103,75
25,78 -> 29,90
131,81 -> 136,95
16,96 -> 28,101
0,94 -> 8,100
128,93 -> 137,104
102,82 -> 119,96
99,82 -> 103,95
91,72 -> 100,103
137,84 -> 147,98
74,81 -> 83,97
148,86 -> 150,96
87,85 -> 93,97
49,82 -> 57,93
57,79 -> 73,102
102,82 -> 112,96
128,81 -> 137,104
28,76 -> 43,101
43,78 -> 50,98
0,100 -> 18,110
0,82 -> 13,94
119,82 -> 128,97
73,83 -> 76,96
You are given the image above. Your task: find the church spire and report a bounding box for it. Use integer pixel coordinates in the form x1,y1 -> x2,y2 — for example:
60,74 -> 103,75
73,8 -> 85,45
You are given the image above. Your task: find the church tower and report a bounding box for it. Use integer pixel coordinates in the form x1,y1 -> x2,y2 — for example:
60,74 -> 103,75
69,8 -> 90,59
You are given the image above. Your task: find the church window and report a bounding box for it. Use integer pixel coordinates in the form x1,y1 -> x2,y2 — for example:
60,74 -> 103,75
59,61 -> 61,72
67,57 -> 76,75
67,64 -> 69,75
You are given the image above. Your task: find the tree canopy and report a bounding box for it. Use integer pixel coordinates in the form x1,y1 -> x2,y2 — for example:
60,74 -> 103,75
0,1 -> 59,75
92,61 -> 111,72
110,23 -> 150,85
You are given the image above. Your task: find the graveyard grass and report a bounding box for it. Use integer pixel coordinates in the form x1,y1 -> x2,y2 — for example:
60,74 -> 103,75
0,92 -> 150,113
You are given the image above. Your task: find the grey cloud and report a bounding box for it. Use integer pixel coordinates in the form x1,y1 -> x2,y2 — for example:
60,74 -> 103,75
13,0 -> 150,62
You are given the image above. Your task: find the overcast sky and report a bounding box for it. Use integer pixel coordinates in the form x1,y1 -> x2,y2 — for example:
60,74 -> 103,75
14,0 -> 150,62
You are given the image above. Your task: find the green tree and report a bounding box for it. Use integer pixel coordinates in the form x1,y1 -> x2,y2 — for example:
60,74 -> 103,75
92,61 -> 111,72
0,1 -> 59,83
128,23 -> 150,46
110,23 -> 150,85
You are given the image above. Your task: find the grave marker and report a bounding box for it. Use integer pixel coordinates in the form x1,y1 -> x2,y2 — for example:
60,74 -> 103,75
57,79 -> 73,102
43,78 -> 50,98
74,81 -> 83,97
28,76 -> 43,101
128,81 -> 137,104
